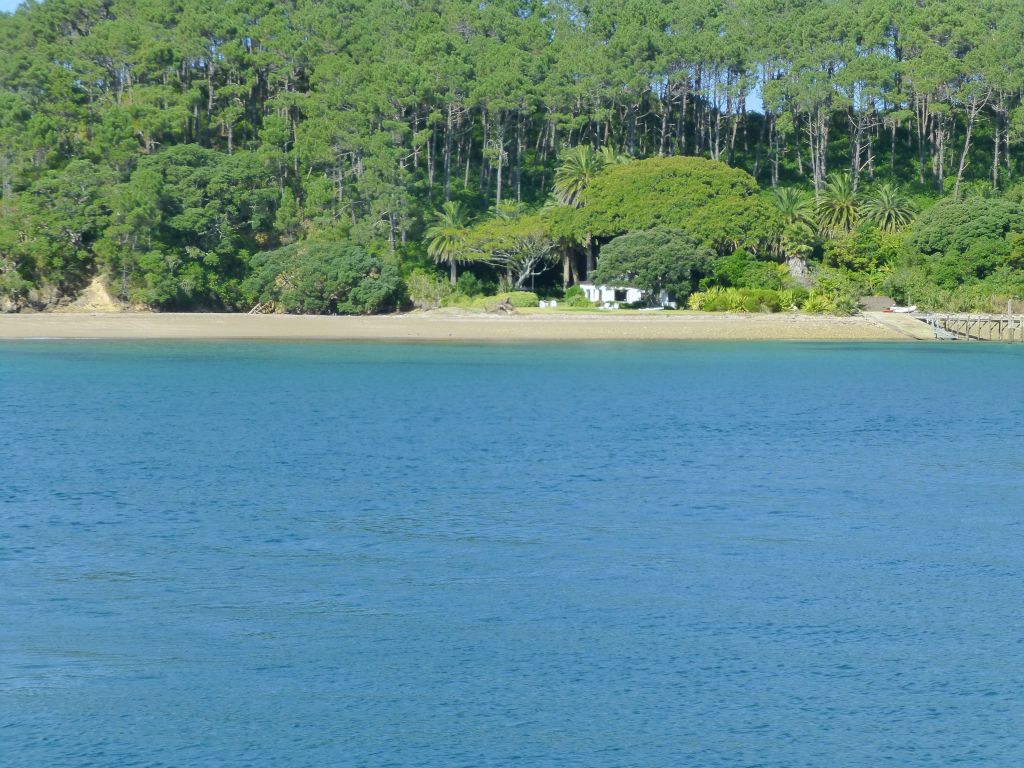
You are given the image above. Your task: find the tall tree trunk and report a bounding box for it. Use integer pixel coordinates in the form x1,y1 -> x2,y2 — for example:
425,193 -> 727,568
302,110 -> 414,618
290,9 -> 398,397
677,81 -> 689,155
207,60 -> 215,116
954,90 -> 988,200
443,103 -> 453,200
915,95 -> 928,184
427,125 -> 435,190
515,110 -> 524,203
992,120 -> 1001,191
480,109 -> 488,191
658,93 -> 669,155
807,106 -> 829,193
769,115 -> 780,188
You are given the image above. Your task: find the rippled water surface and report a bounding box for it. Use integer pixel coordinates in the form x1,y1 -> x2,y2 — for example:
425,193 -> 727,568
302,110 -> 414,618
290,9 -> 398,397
2,341 -> 1024,767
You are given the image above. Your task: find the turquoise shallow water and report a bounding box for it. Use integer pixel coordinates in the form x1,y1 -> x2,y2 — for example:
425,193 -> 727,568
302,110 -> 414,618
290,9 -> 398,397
1,341 -> 1023,767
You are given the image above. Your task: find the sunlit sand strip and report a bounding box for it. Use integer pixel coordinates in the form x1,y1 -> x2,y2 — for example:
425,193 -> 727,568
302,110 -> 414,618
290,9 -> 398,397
0,309 -> 936,342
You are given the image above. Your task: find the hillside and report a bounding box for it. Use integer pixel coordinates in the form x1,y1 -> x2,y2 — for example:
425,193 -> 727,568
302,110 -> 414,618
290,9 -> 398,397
1,0 -> 1023,312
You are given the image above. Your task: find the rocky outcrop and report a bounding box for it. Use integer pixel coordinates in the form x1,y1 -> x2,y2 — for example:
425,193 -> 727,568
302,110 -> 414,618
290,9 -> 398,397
1,276 -> 122,314
0,285 -> 65,313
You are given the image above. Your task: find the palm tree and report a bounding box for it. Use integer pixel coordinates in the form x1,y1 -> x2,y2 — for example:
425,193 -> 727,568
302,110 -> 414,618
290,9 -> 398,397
553,145 -> 605,208
773,187 -> 814,228
862,184 -> 916,233
554,145 -> 615,276
598,145 -> 632,168
816,172 -> 861,236
780,222 -> 815,283
490,200 -> 523,220
772,187 -> 816,283
425,201 -> 469,284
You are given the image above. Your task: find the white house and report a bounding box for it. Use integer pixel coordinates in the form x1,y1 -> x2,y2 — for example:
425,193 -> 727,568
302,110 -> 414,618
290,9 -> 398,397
578,282 -> 675,309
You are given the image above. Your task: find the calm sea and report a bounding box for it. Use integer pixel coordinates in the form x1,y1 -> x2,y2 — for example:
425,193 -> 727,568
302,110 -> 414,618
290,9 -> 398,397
2,341 -> 1023,767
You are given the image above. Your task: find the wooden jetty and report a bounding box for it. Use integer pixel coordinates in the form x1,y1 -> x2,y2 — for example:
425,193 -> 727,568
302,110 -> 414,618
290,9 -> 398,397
915,310 -> 1021,342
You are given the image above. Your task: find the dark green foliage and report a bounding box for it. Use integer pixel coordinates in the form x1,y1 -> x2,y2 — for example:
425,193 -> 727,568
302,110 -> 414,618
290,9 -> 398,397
0,0 -> 1023,313
809,268 -> 875,314
823,228 -> 904,272
502,291 -> 542,308
688,287 -> 809,313
862,185 -> 916,233
15,160 -> 116,288
453,272 -> 492,297
96,146 -> 280,308
908,196 -> 1024,289
580,158 -> 780,254
562,285 -> 593,307
593,229 -> 715,302
246,243 -> 406,315
705,250 -> 789,290
931,238 -> 1014,289
468,291 -> 540,309
816,173 -> 860,237
910,196 -> 1022,262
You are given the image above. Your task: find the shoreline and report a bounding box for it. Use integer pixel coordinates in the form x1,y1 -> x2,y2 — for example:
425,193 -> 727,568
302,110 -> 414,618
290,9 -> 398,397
0,309 -> 935,342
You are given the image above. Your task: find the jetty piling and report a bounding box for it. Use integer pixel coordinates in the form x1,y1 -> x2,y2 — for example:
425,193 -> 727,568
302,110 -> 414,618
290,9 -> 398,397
918,310 -> 1020,342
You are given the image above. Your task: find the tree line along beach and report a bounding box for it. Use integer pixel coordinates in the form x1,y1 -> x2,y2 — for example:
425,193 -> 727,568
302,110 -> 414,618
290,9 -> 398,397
3,0 -> 1024,320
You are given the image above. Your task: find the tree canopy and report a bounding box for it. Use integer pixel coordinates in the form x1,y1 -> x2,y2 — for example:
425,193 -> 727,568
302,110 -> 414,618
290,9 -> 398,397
0,0 -> 1023,311
245,242 -> 405,314
577,158 -> 780,254
591,229 -> 715,302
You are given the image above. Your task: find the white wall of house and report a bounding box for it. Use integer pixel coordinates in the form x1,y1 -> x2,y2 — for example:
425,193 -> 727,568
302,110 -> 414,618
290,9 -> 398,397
578,282 -> 674,308
579,283 -> 644,305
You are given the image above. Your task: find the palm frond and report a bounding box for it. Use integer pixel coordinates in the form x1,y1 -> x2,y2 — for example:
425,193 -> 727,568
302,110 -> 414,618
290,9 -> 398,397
816,172 -> 860,236
862,184 -> 916,233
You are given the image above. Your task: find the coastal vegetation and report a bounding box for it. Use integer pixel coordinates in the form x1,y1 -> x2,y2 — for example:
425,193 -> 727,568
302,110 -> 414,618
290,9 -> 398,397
245,242 -> 406,315
1,0 -> 1024,314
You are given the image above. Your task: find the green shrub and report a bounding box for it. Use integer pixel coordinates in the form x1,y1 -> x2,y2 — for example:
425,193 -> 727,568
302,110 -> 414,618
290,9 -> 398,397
882,266 -> 1024,312
0,270 -> 32,304
801,293 -> 836,313
407,269 -> 452,309
693,286 -> 728,311
777,288 -> 809,310
469,291 -> 541,310
454,271 -> 492,297
705,250 -> 790,290
563,285 -> 593,307
503,291 -> 540,308
810,266 -> 872,314
686,287 -> 789,313
931,237 -> 1012,289
910,195 -> 1022,261
245,242 -> 406,314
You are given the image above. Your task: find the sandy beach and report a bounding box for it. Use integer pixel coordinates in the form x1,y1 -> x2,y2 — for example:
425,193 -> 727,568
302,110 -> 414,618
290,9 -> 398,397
0,309 -> 934,342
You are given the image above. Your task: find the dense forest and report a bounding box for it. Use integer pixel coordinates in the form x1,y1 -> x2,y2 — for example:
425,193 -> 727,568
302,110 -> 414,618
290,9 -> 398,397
1,0 -> 1024,313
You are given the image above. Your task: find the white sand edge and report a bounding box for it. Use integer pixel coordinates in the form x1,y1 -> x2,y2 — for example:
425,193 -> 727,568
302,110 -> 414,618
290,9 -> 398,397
0,310 -> 935,342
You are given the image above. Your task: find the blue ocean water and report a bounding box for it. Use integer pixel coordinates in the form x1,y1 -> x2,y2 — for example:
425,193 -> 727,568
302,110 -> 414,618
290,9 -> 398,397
1,341 -> 1023,767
